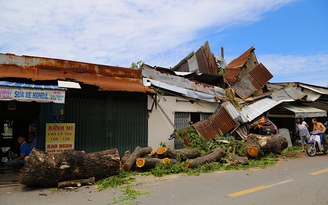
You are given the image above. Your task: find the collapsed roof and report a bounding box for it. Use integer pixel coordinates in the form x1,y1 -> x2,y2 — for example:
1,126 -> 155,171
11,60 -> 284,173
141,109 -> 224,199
142,42 -> 328,140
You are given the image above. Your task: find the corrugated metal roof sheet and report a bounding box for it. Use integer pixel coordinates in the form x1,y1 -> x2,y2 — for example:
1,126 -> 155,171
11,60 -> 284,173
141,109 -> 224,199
240,98 -> 281,122
298,83 -> 328,95
271,86 -> 306,102
302,89 -> 321,101
226,46 -> 255,69
232,63 -> 272,99
0,81 -> 66,90
0,53 -> 154,93
281,104 -> 327,118
142,65 -> 226,101
221,101 -> 248,123
173,41 -> 219,74
192,106 -> 236,140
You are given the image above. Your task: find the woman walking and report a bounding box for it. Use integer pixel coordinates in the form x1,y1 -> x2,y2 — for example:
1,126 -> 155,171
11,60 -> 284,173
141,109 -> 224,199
296,118 -> 310,152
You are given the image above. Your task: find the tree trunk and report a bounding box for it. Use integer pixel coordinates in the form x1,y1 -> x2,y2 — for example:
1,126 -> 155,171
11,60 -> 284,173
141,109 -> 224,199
245,133 -> 288,158
20,148 -> 120,187
156,147 -> 177,159
136,158 -> 163,169
121,150 -> 131,166
156,147 -> 201,160
176,148 -> 201,160
185,148 -> 225,168
122,146 -> 153,172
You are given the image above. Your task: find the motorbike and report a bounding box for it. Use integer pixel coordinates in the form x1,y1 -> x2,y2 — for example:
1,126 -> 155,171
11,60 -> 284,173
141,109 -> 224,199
306,131 -> 328,157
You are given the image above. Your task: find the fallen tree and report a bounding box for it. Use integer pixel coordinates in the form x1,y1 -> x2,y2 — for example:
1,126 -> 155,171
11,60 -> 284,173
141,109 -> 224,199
245,133 -> 288,158
20,148 -> 120,187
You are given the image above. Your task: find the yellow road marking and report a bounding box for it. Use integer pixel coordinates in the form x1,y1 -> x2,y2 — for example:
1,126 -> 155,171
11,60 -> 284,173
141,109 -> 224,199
228,179 -> 294,198
228,186 -> 268,197
310,168 -> 328,175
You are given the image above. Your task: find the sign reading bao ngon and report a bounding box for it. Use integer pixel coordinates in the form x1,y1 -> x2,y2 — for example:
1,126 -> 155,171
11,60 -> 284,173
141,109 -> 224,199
46,123 -> 75,153
0,86 -> 65,104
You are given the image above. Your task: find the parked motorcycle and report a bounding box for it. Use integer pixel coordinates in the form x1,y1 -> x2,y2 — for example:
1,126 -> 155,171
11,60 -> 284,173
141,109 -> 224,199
306,131 -> 328,157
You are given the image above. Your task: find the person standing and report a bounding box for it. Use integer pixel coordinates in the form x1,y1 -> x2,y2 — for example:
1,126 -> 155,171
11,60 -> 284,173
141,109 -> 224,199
296,118 -> 310,152
6,135 -> 31,170
28,132 -> 38,150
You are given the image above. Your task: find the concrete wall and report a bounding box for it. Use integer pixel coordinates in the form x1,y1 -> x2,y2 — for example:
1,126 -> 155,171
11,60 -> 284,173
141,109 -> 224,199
147,95 -> 219,150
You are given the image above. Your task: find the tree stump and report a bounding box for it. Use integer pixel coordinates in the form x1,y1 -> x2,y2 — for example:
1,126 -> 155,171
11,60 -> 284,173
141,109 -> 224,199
245,133 -> 288,158
185,148 -> 225,168
20,148 -> 120,187
122,146 -> 153,171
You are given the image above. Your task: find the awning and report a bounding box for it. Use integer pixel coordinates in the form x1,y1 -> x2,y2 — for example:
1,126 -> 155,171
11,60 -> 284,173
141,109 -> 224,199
0,81 -> 66,104
281,104 -> 327,118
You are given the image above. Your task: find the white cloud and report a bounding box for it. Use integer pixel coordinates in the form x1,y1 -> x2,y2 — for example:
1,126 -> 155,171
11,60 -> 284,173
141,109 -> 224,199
0,0 -> 296,67
259,54 -> 328,87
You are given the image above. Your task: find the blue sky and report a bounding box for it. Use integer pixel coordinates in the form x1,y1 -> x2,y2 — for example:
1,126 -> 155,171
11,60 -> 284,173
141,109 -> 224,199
0,0 -> 327,87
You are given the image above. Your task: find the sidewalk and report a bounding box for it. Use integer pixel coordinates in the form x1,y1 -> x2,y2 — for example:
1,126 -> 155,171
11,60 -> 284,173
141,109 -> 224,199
0,167 -> 20,188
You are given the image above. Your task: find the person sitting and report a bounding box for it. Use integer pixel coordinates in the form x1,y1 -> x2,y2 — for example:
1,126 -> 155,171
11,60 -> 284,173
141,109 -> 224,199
249,116 -> 277,135
311,118 -> 327,143
6,135 -> 31,170
28,132 -> 38,150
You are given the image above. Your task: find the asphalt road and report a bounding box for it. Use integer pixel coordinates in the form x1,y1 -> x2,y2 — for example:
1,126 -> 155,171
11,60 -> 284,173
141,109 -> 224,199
1,152 -> 328,205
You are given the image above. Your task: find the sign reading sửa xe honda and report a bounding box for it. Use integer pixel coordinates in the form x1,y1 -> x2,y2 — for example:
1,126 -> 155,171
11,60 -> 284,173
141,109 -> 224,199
0,81 -> 65,104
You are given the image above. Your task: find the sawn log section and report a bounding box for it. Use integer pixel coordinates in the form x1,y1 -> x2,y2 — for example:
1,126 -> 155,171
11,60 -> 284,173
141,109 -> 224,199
20,148 -> 120,187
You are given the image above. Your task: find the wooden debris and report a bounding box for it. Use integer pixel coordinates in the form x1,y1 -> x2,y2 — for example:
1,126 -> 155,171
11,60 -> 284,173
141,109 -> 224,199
185,148 -> 225,168
20,148 -> 120,187
122,146 -> 153,171
155,147 -> 201,160
121,150 -> 131,165
226,155 -> 249,165
245,133 -> 288,158
58,177 -> 95,188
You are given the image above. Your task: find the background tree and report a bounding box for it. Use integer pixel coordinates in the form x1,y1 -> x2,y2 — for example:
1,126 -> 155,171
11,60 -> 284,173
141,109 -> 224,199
130,60 -> 144,69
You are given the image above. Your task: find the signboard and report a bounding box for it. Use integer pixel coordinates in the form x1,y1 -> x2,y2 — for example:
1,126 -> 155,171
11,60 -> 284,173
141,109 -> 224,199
45,123 -> 75,153
0,86 -> 65,104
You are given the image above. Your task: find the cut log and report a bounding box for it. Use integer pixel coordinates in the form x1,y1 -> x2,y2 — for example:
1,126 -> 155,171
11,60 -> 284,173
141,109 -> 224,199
20,148 -> 120,187
121,150 -> 131,165
58,177 -> 95,188
156,147 -> 177,159
135,157 -> 178,169
122,146 -> 153,171
186,148 -> 225,168
136,157 -> 162,169
156,147 -> 201,160
175,148 -> 201,160
245,133 -> 288,158
226,155 -> 249,165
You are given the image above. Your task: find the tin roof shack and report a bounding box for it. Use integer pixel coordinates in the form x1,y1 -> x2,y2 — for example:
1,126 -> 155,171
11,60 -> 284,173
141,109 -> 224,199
0,53 -> 153,156
142,64 -> 227,149
264,82 -> 328,143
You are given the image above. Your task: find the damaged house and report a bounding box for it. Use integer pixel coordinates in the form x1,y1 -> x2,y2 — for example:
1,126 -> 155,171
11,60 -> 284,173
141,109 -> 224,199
143,42 -> 327,148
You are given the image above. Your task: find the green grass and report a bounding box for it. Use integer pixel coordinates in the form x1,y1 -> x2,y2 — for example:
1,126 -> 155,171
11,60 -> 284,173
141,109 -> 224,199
97,170 -> 136,191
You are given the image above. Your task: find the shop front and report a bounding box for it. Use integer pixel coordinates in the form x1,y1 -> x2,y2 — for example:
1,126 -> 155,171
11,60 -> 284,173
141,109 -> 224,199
0,81 -> 66,164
